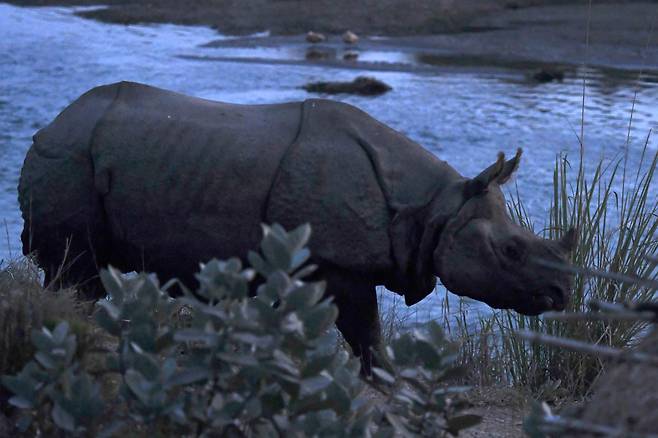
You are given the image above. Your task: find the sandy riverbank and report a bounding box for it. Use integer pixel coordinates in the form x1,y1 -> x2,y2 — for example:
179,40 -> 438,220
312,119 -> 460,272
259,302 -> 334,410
8,1 -> 658,72
199,2 -> 658,73
4,0 -> 514,35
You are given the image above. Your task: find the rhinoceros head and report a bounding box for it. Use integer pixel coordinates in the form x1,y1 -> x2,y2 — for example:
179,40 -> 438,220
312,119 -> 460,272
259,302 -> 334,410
432,149 -> 575,315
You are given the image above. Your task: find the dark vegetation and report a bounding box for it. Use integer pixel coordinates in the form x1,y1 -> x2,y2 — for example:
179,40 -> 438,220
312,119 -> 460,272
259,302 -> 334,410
523,302 -> 658,436
1,225 -> 481,437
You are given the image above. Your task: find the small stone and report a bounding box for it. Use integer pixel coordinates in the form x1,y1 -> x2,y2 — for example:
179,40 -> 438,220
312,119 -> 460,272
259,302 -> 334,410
533,67 -> 565,83
306,31 -> 326,43
305,48 -> 332,60
343,51 -> 359,61
342,30 -> 359,44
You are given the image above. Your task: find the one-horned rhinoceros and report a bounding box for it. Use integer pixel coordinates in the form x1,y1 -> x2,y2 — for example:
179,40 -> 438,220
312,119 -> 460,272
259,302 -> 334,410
19,81 -> 575,371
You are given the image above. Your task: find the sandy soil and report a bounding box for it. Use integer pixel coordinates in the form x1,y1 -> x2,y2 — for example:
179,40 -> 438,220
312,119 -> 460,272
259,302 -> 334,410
5,0 -> 508,35
11,0 -> 656,72
461,387 -> 528,437
363,385 -> 528,437
200,2 -> 658,73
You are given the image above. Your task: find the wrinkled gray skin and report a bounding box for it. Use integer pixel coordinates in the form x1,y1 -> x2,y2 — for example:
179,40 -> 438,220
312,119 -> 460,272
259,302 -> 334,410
18,82 -> 575,373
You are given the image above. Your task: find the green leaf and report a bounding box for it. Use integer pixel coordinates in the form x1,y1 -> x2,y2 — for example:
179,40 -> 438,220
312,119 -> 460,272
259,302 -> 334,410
324,382 -> 352,415
248,251 -> 272,276
372,367 -> 396,385
124,369 -> 151,405
373,427 -> 396,438
243,397 -> 262,421
175,329 -> 219,346
94,304 -> 122,335
167,367 -> 211,387
384,412 -> 414,438
231,332 -> 275,349
2,374 -> 38,405
302,352 -> 336,378
34,352 -> 56,370
301,301 -> 338,338
31,329 -> 53,352
216,352 -> 259,367
261,231 -> 293,271
300,374 -> 332,396
287,223 -> 312,252
292,263 -> 317,280
52,321 -> 70,344
16,413 -> 33,432
285,282 -> 325,312
8,395 -> 33,409
98,420 -> 127,438
52,403 -> 76,432
290,248 -> 310,271
100,267 -> 126,302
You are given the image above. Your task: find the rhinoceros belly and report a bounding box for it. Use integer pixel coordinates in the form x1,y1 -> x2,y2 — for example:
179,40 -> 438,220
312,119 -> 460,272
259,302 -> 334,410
90,82 -> 302,276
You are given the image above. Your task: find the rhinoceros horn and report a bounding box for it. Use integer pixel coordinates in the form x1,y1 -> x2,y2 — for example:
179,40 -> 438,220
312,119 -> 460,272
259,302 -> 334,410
559,227 -> 578,252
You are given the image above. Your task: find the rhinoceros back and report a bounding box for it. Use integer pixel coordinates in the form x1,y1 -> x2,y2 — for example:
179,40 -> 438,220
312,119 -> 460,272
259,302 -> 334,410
20,81 -> 303,283
89,82 -> 302,277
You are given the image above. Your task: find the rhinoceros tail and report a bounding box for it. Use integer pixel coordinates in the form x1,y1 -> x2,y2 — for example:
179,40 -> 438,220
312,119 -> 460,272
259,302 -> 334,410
18,82 -> 121,295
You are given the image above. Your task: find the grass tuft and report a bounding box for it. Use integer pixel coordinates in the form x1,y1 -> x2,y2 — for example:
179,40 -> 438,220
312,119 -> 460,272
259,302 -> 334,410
453,137 -> 658,398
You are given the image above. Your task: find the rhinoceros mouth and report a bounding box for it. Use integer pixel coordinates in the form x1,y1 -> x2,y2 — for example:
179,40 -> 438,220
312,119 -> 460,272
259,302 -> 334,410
513,291 -> 564,315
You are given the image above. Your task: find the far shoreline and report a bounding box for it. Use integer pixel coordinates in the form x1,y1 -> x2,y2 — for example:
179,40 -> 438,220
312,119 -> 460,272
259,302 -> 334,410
7,0 -> 658,75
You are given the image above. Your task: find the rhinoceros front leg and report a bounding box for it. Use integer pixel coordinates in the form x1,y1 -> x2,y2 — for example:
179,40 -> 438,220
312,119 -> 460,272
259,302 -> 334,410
322,268 -> 383,375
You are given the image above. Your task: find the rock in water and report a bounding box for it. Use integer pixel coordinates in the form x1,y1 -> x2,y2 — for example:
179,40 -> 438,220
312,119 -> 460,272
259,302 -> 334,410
306,31 -> 326,43
303,76 -> 392,96
533,67 -> 565,83
342,30 -> 359,44
305,48 -> 333,60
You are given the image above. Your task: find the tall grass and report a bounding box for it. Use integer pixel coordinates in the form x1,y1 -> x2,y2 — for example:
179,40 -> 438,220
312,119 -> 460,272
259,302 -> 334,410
460,137 -> 658,397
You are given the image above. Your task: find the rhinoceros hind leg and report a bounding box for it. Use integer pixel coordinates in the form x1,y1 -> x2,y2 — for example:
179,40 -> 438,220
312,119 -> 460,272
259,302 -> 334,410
44,264 -> 105,301
27,226 -> 109,301
322,268 -> 383,376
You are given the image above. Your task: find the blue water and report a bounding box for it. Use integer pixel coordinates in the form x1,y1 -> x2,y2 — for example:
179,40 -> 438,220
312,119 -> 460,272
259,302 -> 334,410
1,3 -> 657,325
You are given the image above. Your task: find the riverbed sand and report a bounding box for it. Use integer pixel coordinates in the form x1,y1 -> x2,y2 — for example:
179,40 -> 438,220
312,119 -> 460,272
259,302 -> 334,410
11,0 -> 658,72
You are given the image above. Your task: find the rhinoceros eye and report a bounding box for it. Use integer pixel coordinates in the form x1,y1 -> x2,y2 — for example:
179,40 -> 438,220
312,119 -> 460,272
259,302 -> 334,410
503,241 -> 524,261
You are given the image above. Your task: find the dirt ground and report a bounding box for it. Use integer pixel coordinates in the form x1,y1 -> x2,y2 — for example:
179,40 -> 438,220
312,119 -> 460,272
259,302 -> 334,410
363,385 -> 529,437
461,387 -> 529,437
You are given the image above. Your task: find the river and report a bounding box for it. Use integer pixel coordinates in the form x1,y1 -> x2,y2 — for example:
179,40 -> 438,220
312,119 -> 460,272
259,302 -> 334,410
1,3 -> 657,325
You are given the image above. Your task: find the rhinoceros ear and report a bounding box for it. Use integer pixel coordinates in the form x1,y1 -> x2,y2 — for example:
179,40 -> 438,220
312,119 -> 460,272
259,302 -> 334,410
464,148 -> 523,198
497,148 -> 522,184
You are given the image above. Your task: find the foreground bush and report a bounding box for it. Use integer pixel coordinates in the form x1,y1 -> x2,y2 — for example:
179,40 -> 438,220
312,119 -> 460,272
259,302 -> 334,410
2,224 -> 479,437
0,259 -> 98,418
